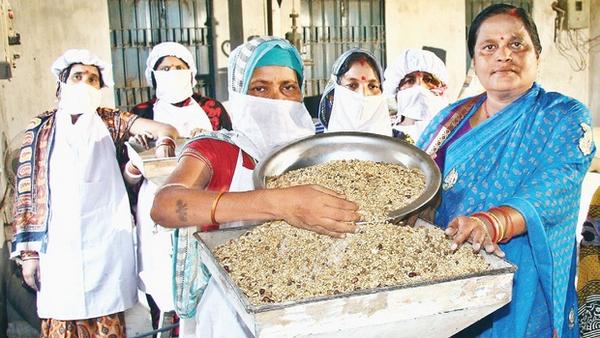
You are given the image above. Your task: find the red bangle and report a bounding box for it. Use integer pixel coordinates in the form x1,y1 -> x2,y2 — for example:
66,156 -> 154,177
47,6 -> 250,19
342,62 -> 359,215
126,161 -> 142,177
496,206 -> 516,243
20,250 -> 39,259
156,137 -> 176,149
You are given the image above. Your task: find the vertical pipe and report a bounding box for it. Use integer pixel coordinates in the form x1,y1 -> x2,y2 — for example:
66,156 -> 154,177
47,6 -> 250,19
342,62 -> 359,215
228,0 -> 244,51
191,0 -> 201,93
133,1 -> 143,105
178,0 -> 184,42
267,0 -> 274,36
205,0 -> 217,97
379,0 -> 385,67
321,0 -> 327,84
118,0 -> 127,110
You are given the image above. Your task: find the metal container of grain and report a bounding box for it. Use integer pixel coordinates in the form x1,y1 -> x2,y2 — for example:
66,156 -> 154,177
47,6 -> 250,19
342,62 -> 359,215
253,132 -> 441,223
194,219 -> 516,338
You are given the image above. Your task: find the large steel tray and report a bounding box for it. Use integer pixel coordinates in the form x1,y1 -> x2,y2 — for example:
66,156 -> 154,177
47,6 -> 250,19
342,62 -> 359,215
253,132 -> 441,224
194,220 -> 516,338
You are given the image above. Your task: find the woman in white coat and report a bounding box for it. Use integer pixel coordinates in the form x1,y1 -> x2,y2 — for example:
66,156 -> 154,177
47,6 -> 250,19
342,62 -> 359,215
125,42 -> 231,332
12,49 -> 178,336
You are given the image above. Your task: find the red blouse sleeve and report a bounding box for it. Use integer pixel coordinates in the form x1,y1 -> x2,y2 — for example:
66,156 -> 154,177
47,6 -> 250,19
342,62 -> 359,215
179,138 -> 255,231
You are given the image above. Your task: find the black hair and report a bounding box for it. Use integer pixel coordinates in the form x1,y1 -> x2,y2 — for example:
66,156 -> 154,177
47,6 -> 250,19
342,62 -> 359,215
467,3 -> 542,58
335,52 -> 382,83
55,62 -> 105,97
150,55 -> 190,89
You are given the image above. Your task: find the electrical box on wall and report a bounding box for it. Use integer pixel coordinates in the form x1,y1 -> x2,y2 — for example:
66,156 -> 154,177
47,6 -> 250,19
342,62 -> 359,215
559,0 -> 590,29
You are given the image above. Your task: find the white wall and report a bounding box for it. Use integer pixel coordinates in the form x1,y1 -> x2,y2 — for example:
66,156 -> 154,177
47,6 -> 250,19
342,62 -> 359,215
384,0 -> 592,108
385,0 -> 467,100
0,0 -> 113,142
0,1 -> 112,232
534,0 -> 589,105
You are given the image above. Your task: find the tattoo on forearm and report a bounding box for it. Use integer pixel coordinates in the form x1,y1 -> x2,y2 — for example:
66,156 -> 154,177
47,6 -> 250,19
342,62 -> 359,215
176,199 -> 188,222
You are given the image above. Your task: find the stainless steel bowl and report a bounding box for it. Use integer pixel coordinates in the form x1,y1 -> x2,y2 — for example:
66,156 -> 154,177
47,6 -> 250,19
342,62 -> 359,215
253,131 -> 441,223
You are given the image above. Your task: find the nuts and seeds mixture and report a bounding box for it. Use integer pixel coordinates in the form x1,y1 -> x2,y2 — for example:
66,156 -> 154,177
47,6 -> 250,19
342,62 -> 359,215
214,221 -> 490,305
212,160 -> 489,305
266,160 -> 426,222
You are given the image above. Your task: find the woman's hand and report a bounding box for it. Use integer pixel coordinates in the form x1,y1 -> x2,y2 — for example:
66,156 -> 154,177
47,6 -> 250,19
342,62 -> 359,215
445,216 -> 505,257
129,131 -> 155,150
155,144 -> 175,158
21,260 -> 40,291
276,185 -> 361,238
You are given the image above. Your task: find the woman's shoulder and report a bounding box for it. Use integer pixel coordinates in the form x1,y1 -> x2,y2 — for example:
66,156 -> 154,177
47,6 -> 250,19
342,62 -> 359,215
183,132 -> 238,154
536,88 -> 589,116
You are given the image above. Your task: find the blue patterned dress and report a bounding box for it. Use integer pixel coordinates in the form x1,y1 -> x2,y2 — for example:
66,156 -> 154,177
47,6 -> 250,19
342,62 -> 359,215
417,83 -> 595,337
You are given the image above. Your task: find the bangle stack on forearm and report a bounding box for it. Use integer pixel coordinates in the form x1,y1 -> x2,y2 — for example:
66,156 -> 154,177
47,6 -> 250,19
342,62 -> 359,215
472,206 -> 522,244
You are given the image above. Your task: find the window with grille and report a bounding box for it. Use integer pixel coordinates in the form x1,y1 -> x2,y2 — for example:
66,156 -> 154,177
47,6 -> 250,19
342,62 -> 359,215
108,0 -> 216,112
299,0 -> 386,98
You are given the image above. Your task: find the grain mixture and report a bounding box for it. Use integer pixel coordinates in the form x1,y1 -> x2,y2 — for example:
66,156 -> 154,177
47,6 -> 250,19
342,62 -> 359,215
213,159 -> 489,305
266,159 -> 426,221
214,221 -> 490,305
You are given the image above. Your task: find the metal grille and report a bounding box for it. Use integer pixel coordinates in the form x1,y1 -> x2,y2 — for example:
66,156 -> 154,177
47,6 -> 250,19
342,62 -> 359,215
300,0 -> 386,97
108,0 -> 215,112
465,0 -> 533,67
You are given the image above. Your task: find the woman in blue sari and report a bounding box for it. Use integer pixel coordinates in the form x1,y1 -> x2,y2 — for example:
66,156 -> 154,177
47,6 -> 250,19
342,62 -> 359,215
417,4 -> 594,337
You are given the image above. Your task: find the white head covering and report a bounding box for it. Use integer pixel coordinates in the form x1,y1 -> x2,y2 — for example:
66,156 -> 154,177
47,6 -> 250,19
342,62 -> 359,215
51,49 -> 114,87
144,42 -> 197,86
382,49 -> 448,99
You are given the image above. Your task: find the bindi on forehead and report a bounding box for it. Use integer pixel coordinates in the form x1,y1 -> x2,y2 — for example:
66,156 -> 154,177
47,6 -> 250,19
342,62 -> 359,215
361,75 -> 366,81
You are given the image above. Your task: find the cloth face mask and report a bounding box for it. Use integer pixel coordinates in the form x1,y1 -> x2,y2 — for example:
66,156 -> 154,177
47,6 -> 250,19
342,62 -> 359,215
154,69 -> 194,104
328,84 -> 392,136
58,82 -> 102,116
229,91 -> 315,160
395,85 -> 448,122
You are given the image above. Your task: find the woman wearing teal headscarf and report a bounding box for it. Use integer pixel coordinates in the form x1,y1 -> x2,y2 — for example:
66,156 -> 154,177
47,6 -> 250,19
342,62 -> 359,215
417,4 -> 594,337
151,37 -> 360,337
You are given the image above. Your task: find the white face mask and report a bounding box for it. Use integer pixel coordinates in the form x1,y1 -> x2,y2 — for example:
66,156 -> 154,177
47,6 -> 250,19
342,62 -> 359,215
327,84 -> 392,136
395,86 -> 448,122
154,69 -> 193,104
229,91 -> 315,160
58,82 -> 102,116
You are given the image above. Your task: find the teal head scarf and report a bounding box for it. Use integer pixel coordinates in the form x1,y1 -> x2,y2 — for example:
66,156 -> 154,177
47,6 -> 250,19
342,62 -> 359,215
228,37 -> 304,95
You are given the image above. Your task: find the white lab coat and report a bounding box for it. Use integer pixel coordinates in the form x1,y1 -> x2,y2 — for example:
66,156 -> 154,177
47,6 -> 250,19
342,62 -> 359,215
137,98 -> 212,311
38,110 -> 137,320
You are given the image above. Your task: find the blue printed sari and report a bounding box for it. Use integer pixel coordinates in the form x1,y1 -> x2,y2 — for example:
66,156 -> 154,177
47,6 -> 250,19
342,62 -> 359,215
417,83 -> 595,337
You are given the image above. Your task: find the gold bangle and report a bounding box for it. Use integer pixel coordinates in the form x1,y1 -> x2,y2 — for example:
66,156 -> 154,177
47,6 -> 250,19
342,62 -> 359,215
487,211 -> 505,241
469,216 -> 491,239
210,191 -> 226,225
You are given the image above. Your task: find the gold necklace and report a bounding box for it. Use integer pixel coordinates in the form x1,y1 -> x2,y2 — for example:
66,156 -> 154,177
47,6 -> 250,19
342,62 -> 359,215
482,100 -> 491,119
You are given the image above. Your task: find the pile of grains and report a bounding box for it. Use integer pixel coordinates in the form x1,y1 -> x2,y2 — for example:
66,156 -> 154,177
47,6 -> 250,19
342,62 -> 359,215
213,159 -> 489,305
213,221 -> 490,305
266,159 -> 426,222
